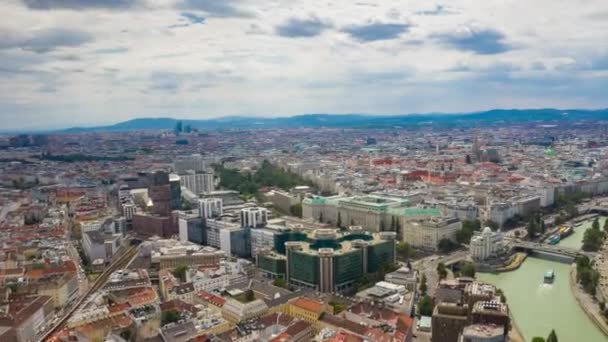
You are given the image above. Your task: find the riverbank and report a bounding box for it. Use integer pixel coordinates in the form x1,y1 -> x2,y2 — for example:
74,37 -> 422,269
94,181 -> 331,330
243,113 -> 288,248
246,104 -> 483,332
569,266 -> 608,337
495,253 -> 527,272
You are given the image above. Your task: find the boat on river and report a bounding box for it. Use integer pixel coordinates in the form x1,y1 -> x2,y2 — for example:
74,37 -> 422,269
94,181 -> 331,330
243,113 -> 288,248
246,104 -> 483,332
544,269 -> 555,284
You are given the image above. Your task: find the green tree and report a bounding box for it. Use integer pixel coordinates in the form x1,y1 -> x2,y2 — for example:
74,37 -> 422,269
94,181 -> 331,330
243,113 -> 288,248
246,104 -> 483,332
273,277 -> 288,289
419,273 -> 428,295
396,242 -> 413,260
437,262 -> 447,280
496,288 -> 506,303
290,203 -> 302,218
417,295 -> 434,316
527,217 -> 538,239
337,212 -> 342,228
547,330 -> 558,342
172,265 -> 188,281
162,310 -> 180,325
604,218 -> 608,233
438,238 -> 456,254
461,262 -> 476,278
593,218 -> 600,231
484,220 -> 499,231
245,289 -> 255,301
582,227 -> 604,252
532,338 -> 546,342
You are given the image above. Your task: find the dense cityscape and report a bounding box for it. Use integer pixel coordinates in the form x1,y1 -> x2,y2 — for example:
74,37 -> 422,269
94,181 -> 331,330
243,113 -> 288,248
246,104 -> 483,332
2,0 -> 608,341
0,120 -> 607,342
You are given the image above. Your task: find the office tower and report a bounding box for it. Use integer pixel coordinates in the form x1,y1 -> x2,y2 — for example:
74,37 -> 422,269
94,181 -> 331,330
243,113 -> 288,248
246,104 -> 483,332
240,207 -> 268,228
199,198 -> 223,218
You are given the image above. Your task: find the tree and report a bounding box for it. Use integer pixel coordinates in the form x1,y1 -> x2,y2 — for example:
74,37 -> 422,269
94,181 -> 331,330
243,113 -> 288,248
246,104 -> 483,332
245,289 -> 255,302
337,212 -> 342,228
162,310 -> 180,325
396,242 -> 413,260
419,273 -> 428,295
582,227 -> 604,252
484,220 -> 499,231
380,220 -> 386,232
461,262 -> 476,278
532,338 -> 546,342
273,277 -> 288,289
172,265 -> 188,281
417,295 -> 434,316
593,218 -> 600,231
604,218 -> 608,233
437,263 -> 447,280
395,219 -> 402,240
290,203 -> 302,218
547,330 -> 558,342
496,288 -> 507,303
438,238 -> 456,254
391,216 -> 396,231
527,217 -> 538,239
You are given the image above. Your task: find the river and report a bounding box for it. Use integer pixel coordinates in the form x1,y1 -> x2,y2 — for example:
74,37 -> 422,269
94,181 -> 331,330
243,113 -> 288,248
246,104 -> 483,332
478,217 -> 608,342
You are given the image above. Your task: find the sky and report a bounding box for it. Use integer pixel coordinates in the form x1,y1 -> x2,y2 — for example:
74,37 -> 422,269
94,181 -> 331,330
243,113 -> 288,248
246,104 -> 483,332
1,0 -> 608,130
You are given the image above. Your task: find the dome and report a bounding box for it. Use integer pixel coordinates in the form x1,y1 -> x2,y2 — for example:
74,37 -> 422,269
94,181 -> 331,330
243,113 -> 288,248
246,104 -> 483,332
482,227 -> 493,234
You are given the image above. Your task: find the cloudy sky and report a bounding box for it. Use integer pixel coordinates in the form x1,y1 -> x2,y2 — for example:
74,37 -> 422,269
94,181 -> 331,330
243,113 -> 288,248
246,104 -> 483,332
1,0 -> 607,130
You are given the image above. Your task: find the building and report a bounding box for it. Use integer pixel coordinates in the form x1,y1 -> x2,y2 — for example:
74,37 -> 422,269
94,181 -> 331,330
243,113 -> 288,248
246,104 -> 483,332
178,214 -> 204,244
385,266 -> 418,291
256,228 -> 397,293
180,170 -> 214,195
302,194 -> 409,231
174,154 -> 207,174
144,239 -> 224,270
240,207 -> 268,228
82,230 -> 122,263
432,303 -> 469,342
0,295 -> 54,342
470,228 -> 504,261
402,216 -> 461,250
460,324 -> 505,342
221,298 -> 269,323
198,198 -> 223,219
470,301 -> 509,336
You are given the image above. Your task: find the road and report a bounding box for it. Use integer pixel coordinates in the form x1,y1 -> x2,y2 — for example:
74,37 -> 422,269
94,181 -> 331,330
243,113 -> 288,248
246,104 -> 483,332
413,250 -> 469,296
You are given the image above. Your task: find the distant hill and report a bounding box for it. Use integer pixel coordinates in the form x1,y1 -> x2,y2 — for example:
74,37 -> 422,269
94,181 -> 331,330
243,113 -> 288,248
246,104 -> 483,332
61,109 -> 608,132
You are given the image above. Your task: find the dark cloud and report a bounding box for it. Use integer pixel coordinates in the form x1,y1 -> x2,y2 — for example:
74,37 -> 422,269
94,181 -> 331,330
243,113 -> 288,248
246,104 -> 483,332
433,28 -> 512,54
177,0 -> 254,18
342,22 -> 410,42
181,12 -> 206,24
275,17 -> 333,38
0,29 -> 93,54
22,0 -> 137,10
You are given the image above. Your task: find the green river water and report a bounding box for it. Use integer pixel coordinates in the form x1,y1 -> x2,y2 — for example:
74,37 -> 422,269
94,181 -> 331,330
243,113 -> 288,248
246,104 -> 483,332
478,217 -> 608,342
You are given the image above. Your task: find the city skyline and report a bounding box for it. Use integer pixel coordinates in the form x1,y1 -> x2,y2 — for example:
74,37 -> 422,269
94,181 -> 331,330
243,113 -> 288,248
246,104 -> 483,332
1,0 -> 608,129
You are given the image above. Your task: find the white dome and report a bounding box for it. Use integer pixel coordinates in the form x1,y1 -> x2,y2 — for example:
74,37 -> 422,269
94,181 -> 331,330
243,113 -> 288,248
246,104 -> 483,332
482,227 -> 493,234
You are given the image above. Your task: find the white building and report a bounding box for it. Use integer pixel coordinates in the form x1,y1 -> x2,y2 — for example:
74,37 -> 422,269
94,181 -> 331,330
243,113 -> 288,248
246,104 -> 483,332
174,154 -> 207,174
240,207 -> 268,228
180,170 -> 214,195
403,217 -> 461,250
470,227 -> 504,261
199,198 -> 223,218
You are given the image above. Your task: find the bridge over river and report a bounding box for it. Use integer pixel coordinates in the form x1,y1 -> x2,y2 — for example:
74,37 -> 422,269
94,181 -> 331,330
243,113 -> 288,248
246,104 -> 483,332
513,241 -> 595,262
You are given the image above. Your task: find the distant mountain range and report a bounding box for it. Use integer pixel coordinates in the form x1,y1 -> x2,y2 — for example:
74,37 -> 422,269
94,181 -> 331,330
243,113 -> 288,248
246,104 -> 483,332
61,108 -> 608,133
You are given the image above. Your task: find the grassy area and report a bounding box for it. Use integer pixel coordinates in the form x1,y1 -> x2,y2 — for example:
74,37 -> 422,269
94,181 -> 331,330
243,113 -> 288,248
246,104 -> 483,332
87,273 -> 101,282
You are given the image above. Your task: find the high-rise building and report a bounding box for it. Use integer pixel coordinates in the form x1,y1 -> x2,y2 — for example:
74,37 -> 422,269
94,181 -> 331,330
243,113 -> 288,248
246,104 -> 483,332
199,198 -> 223,218
240,207 -> 268,228
432,303 -> 469,342
174,154 -> 206,174
180,170 -> 214,195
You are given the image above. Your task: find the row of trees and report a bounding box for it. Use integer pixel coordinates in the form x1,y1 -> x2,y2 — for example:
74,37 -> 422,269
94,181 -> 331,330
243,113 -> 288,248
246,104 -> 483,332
576,255 -> 600,295
526,213 -> 546,238
582,217 -> 606,252
532,330 -> 559,342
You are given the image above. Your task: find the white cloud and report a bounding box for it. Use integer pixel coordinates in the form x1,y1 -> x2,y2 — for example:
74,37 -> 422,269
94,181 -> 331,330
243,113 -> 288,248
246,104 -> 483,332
0,0 -> 607,129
